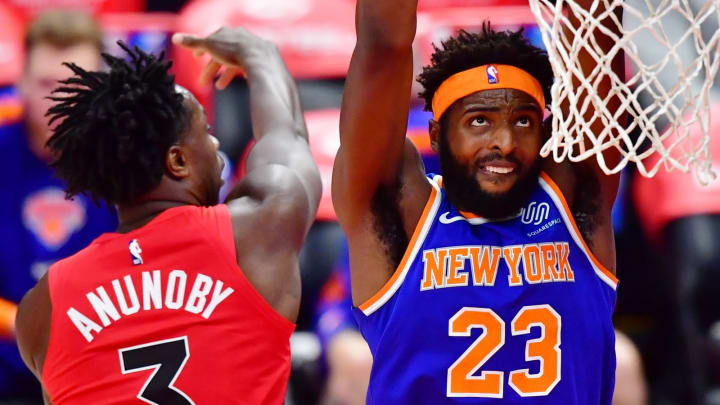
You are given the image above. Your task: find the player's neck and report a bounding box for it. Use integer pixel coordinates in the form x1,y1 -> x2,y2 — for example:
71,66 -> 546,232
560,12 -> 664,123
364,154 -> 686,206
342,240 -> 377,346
115,200 -> 187,233
115,179 -> 203,233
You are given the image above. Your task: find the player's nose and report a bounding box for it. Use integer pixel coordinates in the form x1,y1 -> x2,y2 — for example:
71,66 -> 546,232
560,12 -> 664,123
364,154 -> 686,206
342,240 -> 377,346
489,125 -> 516,156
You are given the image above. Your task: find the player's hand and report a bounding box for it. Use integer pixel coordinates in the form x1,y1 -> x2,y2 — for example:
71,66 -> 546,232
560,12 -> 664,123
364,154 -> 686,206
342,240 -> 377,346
172,27 -> 277,90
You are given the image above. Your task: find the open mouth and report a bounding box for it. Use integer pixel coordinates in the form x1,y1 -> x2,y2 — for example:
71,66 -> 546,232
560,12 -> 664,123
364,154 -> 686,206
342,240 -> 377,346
484,165 -> 515,174
479,160 -> 518,176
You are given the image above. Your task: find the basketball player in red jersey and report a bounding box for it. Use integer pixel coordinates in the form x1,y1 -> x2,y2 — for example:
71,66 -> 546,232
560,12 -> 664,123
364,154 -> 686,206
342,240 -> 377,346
14,27 -> 321,404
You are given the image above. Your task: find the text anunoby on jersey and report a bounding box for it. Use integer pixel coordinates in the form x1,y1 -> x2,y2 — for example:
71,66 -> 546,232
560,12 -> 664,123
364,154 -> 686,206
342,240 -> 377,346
420,242 -> 575,290
66,270 -> 234,342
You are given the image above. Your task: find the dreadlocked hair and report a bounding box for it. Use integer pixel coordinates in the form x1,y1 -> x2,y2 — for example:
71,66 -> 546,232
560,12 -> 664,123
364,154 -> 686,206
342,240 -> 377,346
417,23 -> 553,114
46,41 -> 191,206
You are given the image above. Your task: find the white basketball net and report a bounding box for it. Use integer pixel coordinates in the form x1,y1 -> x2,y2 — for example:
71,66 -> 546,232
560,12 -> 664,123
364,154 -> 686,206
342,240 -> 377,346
528,0 -> 720,183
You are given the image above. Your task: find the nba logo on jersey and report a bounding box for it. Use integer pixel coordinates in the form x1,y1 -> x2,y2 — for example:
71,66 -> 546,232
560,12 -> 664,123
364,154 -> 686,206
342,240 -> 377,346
128,239 -> 143,265
487,65 -> 499,84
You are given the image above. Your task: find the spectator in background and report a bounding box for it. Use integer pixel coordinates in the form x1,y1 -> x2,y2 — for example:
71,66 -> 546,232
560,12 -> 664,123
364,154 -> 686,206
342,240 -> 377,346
0,10 -> 117,403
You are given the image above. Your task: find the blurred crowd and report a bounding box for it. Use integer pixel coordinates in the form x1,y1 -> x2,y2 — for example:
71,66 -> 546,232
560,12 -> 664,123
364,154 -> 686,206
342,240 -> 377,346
0,1 -> 719,405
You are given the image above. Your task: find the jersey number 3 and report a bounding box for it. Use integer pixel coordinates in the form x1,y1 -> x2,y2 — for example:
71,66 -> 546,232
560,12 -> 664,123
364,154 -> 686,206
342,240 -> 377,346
447,305 -> 561,398
119,336 -> 195,405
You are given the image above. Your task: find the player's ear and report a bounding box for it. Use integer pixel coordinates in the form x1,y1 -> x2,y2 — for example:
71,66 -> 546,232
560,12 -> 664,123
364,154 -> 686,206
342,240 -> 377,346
166,145 -> 190,179
429,119 -> 441,153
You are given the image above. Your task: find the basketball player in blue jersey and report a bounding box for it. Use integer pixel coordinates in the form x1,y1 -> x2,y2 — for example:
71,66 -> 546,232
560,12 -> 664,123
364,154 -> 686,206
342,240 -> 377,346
332,0 -> 624,404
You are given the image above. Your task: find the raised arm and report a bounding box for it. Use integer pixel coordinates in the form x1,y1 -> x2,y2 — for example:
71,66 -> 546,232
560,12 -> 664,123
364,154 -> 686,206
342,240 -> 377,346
173,28 -> 321,248
542,1 -> 625,275
333,0 -> 426,227
567,0 -> 625,202
173,29 -> 321,321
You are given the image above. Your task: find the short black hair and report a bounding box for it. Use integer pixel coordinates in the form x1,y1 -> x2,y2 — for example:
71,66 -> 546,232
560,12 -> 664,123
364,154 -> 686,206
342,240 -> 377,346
417,23 -> 553,115
46,42 -> 191,206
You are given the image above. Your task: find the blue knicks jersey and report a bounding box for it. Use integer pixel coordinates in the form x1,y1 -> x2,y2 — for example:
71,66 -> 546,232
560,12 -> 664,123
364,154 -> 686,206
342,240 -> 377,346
352,173 -> 617,404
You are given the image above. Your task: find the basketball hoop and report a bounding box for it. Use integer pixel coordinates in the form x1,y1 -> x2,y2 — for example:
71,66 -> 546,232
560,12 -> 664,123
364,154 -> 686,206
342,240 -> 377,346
528,0 -> 720,184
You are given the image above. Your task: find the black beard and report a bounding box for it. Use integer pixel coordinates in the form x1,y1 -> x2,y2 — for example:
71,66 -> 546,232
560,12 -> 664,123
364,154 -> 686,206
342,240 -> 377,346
439,134 -> 540,219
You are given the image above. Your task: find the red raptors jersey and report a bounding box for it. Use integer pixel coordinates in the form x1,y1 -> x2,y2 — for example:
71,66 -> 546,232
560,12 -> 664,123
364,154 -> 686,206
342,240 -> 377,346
42,205 -> 294,404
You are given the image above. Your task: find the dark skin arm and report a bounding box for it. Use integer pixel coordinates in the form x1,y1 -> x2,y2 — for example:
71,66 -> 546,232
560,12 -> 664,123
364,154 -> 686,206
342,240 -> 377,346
15,274 -> 53,404
333,0 -> 431,305
174,28 -> 321,322
543,0 -> 625,274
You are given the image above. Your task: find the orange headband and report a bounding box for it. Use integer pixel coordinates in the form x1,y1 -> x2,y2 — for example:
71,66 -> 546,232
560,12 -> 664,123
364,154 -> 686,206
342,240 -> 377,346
431,64 -> 546,121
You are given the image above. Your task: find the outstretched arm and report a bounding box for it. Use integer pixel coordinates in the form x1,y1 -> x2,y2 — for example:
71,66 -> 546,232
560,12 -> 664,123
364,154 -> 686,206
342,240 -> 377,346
333,0 -> 427,229
173,28 -> 321,248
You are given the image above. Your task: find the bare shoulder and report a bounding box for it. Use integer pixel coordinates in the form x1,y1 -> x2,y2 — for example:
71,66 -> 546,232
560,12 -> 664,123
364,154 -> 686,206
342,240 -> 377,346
541,159 -> 578,204
542,157 -> 620,213
224,164 -> 312,322
16,273 -> 52,378
336,139 -> 433,305
227,163 -> 314,249
334,138 -> 431,232
542,158 -> 619,274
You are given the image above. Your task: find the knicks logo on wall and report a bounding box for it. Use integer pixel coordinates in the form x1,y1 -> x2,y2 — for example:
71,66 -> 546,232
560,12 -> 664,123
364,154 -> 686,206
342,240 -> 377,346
22,187 -> 86,250
486,65 -> 499,84
520,202 -> 550,226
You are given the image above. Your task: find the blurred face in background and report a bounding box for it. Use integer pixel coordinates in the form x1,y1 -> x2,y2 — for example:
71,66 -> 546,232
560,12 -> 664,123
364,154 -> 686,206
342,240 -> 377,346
19,41 -> 101,161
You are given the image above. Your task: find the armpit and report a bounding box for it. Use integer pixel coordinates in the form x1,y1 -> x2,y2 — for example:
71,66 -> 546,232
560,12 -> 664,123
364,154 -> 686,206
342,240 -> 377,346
370,180 -> 408,268
571,172 -> 602,250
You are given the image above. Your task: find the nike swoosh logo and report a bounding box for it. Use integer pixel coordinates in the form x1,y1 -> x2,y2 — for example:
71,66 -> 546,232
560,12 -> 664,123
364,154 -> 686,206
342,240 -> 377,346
438,211 -> 521,225
439,212 -> 469,224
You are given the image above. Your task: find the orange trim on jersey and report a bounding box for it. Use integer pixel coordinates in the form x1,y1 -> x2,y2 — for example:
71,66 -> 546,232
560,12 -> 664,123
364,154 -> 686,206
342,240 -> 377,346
458,210 -> 481,219
358,180 -> 440,313
539,172 -> 619,285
